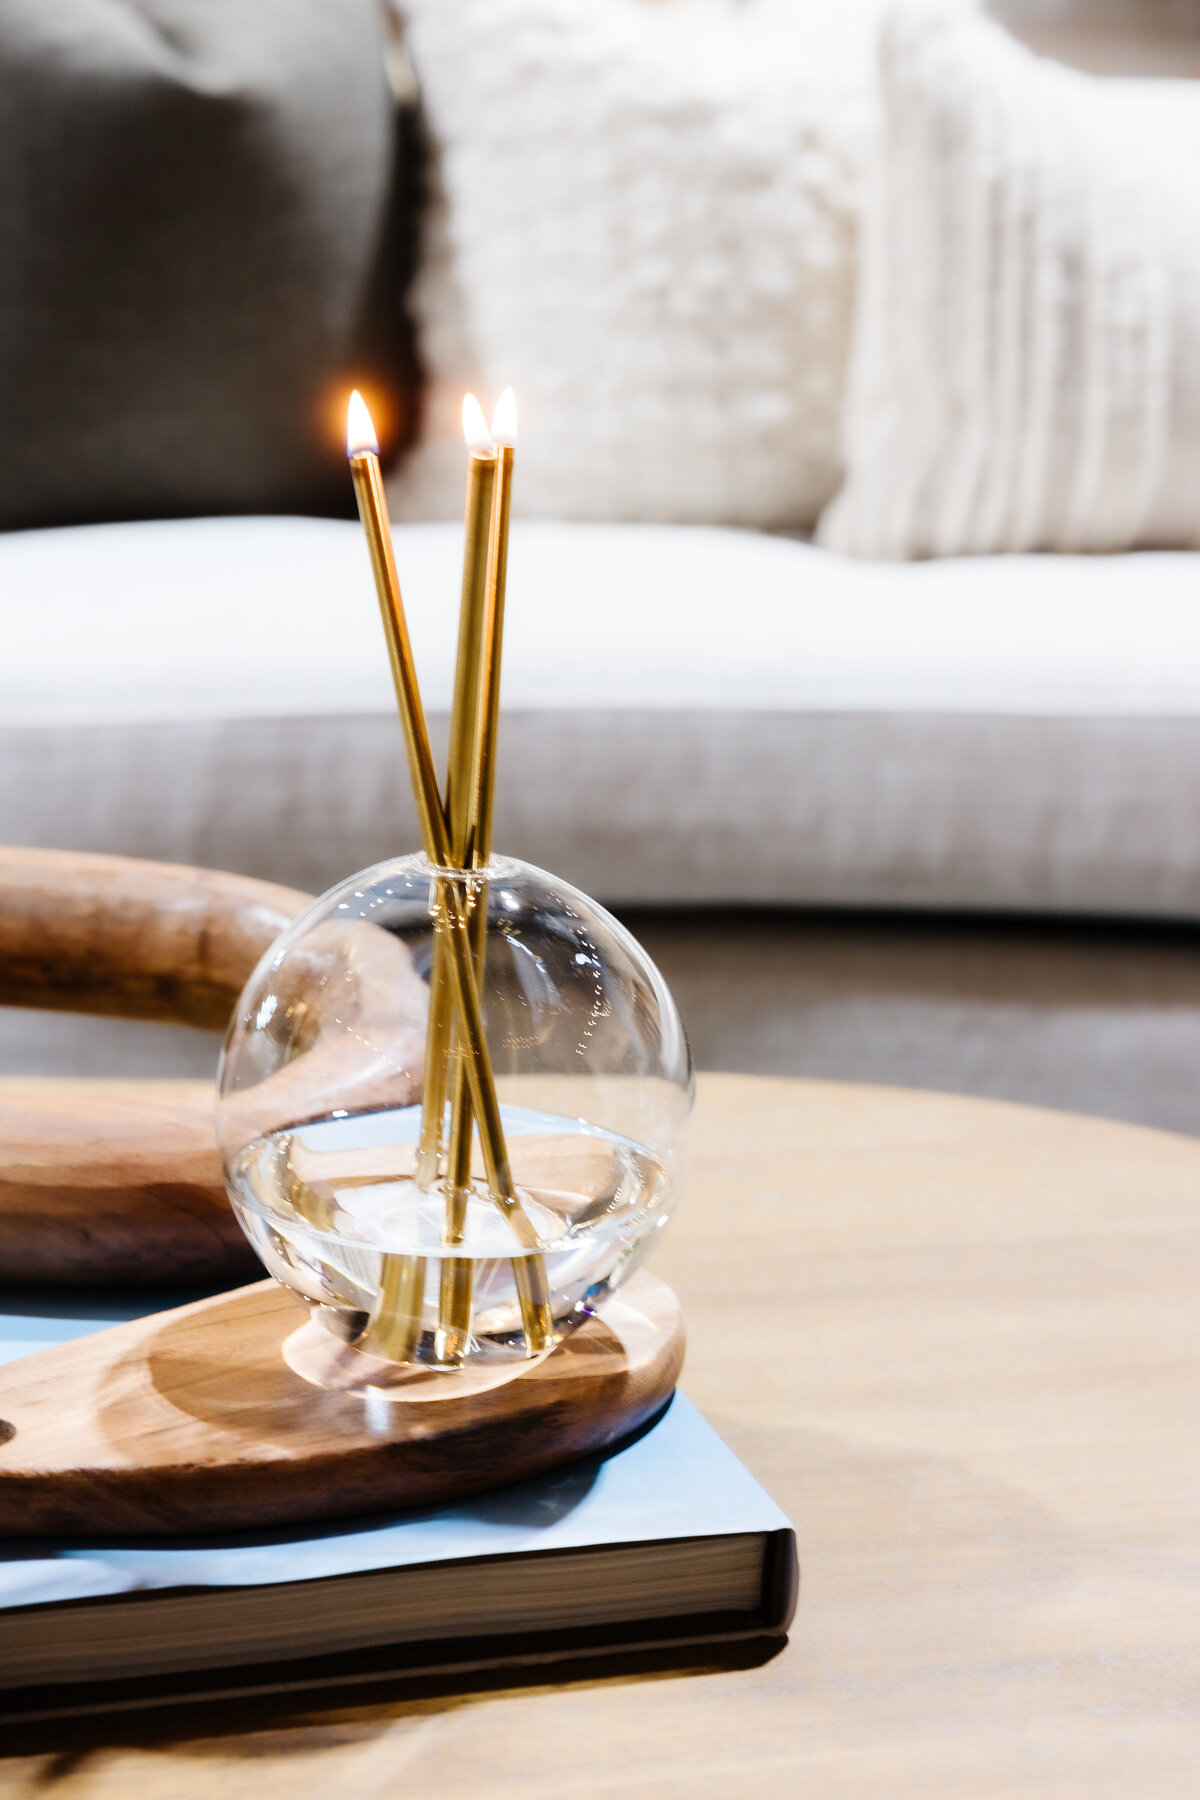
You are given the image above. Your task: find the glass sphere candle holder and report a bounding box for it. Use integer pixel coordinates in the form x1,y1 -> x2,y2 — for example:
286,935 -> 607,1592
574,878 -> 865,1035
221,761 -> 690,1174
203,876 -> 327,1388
217,854 -> 693,1383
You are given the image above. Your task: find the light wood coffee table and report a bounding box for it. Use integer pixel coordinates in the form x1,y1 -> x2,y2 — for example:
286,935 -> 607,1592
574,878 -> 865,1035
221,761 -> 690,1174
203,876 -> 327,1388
4,1072 -> 1199,1797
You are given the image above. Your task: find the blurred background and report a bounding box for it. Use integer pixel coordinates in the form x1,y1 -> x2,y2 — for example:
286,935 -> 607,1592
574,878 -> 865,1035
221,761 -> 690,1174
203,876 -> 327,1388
2,0 -> 1199,1130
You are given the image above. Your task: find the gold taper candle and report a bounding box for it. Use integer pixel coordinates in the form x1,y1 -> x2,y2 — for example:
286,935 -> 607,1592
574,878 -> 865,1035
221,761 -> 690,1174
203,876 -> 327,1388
472,386 -> 517,868
437,388 -> 553,1360
347,391 -> 448,865
451,398 -> 501,858
428,397 -> 496,1359
415,399 -> 496,1194
346,393 -> 550,1353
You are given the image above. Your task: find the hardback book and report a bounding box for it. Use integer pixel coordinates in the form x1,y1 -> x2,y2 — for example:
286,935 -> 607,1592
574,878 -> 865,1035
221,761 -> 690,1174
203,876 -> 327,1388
0,1291 -> 797,1721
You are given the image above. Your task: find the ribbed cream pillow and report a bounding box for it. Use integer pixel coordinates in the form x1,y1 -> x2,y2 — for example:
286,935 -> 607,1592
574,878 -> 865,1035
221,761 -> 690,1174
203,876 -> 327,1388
390,0 -> 877,530
819,0 -> 1200,559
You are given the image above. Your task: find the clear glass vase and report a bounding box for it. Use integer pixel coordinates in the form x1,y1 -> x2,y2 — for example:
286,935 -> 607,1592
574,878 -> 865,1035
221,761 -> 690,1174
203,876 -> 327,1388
217,853 -> 692,1384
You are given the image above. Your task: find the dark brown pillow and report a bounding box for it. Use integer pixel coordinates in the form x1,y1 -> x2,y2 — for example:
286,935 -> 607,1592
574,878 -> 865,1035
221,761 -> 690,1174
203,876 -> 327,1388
0,0 -> 415,530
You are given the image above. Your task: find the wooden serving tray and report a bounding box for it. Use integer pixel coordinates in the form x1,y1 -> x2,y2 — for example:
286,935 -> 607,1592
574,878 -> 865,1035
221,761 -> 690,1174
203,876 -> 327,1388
0,848 -> 310,1286
0,1078 -> 255,1286
0,1271 -> 684,1535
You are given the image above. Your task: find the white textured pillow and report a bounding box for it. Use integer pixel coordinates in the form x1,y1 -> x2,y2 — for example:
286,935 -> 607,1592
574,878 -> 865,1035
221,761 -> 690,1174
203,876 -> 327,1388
819,0 -> 1200,559
389,0 -> 875,530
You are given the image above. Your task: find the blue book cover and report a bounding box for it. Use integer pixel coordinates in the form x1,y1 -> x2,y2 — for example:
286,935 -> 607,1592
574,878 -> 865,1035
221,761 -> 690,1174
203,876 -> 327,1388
0,1291 -> 797,1716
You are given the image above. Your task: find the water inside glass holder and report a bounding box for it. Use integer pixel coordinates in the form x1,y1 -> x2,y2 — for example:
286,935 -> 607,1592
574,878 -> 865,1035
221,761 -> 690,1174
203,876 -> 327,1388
229,1102 -> 671,1367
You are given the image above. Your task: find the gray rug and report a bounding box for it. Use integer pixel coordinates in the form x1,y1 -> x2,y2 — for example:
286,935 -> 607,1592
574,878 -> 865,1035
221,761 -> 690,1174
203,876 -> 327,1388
629,910 -> 1200,1136
4,910 -> 1199,1137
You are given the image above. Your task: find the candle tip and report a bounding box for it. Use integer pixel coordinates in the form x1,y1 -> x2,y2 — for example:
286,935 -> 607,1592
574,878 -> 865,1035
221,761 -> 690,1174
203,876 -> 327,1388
491,387 -> 517,448
462,393 -> 495,456
346,390 -> 379,457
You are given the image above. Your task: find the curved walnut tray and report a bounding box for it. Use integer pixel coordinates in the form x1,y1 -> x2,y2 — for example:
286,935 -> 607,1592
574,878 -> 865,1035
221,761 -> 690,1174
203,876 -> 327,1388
0,847 -> 309,1027
0,847 -> 310,1286
0,1270 -> 684,1535
0,1078 -> 257,1286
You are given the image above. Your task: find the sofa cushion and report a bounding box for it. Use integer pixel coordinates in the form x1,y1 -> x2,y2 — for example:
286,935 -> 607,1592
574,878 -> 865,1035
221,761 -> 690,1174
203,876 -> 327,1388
819,0 -> 1200,559
387,0 -> 873,531
3,515 -> 1200,917
0,0 -> 411,532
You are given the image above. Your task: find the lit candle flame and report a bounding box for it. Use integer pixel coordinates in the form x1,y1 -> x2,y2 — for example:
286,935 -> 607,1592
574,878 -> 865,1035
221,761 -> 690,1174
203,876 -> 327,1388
346,390 -> 379,458
491,388 -> 517,448
462,393 -> 494,456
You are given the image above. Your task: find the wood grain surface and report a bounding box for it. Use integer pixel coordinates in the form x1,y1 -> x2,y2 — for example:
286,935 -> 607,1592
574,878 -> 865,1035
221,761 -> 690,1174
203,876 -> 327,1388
0,847 -> 308,1026
2,1072 -> 1199,1795
0,1078 -> 256,1286
0,849 -> 311,1284
0,1271 -> 684,1534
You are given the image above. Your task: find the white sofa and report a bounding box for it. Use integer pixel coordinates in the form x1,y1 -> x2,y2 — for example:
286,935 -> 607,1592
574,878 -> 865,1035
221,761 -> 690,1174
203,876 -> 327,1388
4,513 -> 1200,918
